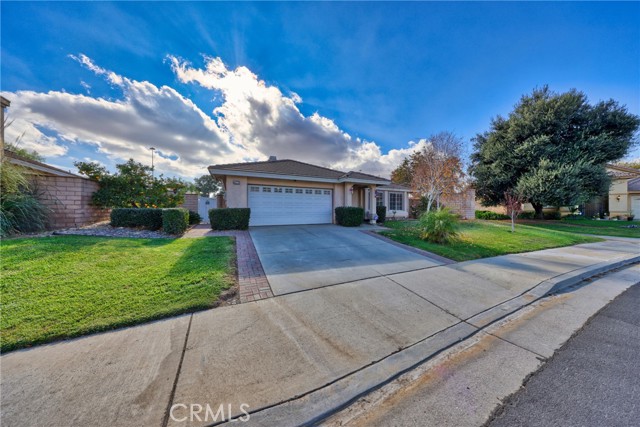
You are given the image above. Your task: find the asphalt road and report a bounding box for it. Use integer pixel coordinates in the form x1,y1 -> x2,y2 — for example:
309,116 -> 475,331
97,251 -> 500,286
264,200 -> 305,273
487,283 -> 640,427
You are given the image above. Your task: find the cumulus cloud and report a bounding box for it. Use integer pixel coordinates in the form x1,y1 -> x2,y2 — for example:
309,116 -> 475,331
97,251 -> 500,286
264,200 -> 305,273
3,54 -> 425,178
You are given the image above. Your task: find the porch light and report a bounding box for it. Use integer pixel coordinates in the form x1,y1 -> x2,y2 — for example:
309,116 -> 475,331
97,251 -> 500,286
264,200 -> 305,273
616,195 -> 621,201
349,186 -> 354,194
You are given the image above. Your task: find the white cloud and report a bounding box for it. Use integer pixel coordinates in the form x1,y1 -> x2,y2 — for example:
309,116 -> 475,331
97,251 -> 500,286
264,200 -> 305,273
3,55 -> 425,178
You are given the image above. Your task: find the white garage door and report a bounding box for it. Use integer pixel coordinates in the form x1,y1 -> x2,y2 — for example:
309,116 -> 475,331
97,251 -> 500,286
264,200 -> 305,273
248,185 -> 333,226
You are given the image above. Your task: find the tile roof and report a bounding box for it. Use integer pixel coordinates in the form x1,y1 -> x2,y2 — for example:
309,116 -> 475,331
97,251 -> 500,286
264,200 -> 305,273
607,164 -> 640,179
209,159 -> 390,183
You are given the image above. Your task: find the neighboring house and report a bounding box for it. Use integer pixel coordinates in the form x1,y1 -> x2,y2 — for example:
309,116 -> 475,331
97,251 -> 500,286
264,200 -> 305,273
4,149 -> 110,229
209,157 -> 409,226
474,164 -> 640,219
606,164 -> 640,218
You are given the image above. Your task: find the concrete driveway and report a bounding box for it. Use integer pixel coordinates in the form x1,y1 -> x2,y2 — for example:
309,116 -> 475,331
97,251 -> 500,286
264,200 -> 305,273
249,224 -> 444,294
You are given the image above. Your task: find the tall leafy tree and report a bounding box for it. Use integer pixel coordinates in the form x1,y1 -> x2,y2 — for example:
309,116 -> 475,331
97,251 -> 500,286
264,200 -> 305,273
75,159 -> 187,208
194,174 -> 221,196
391,158 -> 413,186
470,86 -> 639,218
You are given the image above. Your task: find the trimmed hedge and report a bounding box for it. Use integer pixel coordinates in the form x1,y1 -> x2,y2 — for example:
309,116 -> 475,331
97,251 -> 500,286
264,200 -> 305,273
210,208 -> 251,230
543,210 -> 562,220
517,211 -> 536,219
335,206 -> 364,227
111,208 -> 163,230
163,208 -> 189,235
376,205 -> 387,223
475,210 -> 510,220
188,210 -> 202,225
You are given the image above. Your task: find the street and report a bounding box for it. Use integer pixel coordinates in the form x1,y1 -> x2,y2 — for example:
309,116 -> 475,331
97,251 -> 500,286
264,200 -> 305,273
487,283 -> 640,427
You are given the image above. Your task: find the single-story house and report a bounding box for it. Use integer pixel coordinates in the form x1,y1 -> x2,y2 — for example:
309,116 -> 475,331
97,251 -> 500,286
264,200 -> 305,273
209,157 -> 411,226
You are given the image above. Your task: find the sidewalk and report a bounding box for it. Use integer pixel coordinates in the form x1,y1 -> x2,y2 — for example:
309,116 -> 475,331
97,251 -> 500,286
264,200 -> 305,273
324,266 -> 640,427
1,240 -> 638,427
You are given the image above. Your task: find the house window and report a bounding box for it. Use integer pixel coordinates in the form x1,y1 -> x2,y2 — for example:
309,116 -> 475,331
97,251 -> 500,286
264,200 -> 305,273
249,186 -> 260,192
389,192 -> 404,211
295,189 -> 303,194
285,188 -> 293,194
262,187 -> 271,192
305,189 -> 313,194
324,190 -> 331,195
274,187 -> 283,193
315,190 -> 322,195
376,192 -> 384,207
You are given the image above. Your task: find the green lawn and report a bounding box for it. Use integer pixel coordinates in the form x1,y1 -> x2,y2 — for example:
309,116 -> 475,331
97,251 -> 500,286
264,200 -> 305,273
521,219 -> 640,238
1,235 -> 235,352
381,220 -> 601,262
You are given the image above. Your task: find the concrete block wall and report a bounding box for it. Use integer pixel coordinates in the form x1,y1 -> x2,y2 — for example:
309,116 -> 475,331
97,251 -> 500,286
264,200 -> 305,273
442,188 -> 476,219
33,176 -> 110,229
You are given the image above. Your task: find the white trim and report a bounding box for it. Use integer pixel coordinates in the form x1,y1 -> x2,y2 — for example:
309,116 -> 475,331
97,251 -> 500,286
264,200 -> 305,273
337,177 -> 391,185
377,187 -> 412,192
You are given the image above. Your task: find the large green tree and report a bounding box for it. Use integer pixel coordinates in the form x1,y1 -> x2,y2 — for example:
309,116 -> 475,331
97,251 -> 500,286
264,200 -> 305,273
75,159 -> 188,208
470,87 -> 639,218
194,174 -> 221,197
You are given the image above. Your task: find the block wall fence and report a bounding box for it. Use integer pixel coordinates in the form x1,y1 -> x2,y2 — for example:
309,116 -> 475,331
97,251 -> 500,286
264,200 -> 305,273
33,176 -> 110,229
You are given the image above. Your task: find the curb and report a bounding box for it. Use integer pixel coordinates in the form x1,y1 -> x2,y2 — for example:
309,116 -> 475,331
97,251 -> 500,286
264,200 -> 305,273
221,253 -> 640,427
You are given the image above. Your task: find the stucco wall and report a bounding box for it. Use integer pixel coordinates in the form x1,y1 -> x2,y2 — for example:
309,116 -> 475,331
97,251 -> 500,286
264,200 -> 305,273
33,175 -> 110,229
223,176 -> 248,208
609,178 -> 630,216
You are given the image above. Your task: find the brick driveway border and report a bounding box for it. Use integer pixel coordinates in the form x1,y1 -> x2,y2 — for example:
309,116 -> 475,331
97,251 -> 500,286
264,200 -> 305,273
184,225 -> 273,303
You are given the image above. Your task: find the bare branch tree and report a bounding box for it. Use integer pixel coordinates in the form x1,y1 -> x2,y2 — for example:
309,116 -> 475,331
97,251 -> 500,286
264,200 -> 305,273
411,132 -> 465,213
504,190 -> 524,232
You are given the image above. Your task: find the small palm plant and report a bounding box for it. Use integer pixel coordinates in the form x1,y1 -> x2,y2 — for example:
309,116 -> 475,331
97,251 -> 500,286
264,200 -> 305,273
418,207 -> 459,243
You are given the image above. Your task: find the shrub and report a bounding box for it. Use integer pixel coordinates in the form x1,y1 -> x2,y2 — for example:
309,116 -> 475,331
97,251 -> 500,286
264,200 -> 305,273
376,206 -> 387,223
110,208 -> 163,230
0,193 -> 49,236
543,210 -> 562,220
210,208 -> 251,230
410,196 -> 430,218
475,210 -> 510,220
162,208 -> 189,235
517,211 -> 536,219
1,159 -> 49,237
418,208 -> 459,244
335,206 -> 364,227
188,210 -> 202,225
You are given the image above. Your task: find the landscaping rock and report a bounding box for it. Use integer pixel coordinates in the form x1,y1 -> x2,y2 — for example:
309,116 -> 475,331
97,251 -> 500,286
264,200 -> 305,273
53,221 -> 173,239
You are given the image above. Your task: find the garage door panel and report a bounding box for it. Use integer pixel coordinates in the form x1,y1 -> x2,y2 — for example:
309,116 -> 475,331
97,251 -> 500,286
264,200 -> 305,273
249,185 -> 333,226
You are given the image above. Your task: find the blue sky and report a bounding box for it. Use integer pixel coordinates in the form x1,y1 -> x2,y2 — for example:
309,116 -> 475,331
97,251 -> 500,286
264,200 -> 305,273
2,1 -> 639,178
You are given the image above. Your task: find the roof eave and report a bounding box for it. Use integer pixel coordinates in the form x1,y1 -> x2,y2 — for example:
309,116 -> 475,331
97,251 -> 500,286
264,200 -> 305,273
208,167 -> 340,183
7,157 -> 82,178
338,177 -> 391,185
